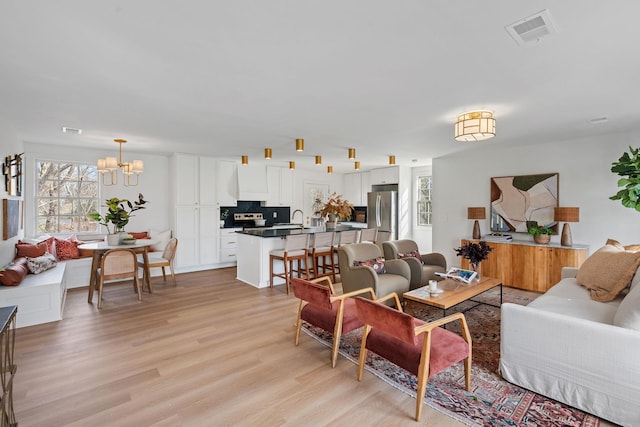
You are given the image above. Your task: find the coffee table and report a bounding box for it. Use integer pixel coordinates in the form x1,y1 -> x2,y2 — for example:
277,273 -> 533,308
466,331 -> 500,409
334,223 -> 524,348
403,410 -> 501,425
404,276 -> 502,317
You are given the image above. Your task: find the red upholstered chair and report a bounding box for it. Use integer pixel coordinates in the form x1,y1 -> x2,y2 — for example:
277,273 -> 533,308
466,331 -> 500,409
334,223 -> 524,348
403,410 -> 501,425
355,294 -> 472,421
292,277 -> 375,368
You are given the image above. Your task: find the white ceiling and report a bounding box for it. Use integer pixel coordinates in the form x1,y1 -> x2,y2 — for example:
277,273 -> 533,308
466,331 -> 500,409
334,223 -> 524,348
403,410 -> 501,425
1,1 -> 639,173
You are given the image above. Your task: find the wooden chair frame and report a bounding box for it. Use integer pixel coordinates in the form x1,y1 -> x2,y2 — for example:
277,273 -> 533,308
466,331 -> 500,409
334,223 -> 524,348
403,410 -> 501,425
92,248 -> 141,309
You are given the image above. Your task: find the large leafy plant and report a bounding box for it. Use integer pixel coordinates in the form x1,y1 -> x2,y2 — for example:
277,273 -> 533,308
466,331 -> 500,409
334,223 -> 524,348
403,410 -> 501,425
88,193 -> 147,234
611,146 -> 640,211
320,192 -> 354,220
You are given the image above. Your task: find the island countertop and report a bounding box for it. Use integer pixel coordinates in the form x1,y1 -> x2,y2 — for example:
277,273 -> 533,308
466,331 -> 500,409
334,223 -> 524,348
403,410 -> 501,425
236,224 -> 360,238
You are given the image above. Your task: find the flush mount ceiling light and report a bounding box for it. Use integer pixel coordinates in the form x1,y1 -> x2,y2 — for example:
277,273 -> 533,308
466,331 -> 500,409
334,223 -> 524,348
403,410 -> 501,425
295,138 -> 304,151
264,148 -> 272,159
454,111 -> 496,142
348,148 -> 356,159
327,166 -> 333,174
389,155 -> 396,165
354,161 -> 360,170
315,155 -> 322,165
289,161 -> 295,169
241,155 -> 248,165
97,139 -> 144,187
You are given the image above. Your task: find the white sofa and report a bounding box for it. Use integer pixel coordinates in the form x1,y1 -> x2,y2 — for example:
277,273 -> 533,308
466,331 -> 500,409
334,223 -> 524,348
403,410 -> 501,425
500,267 -> 640,427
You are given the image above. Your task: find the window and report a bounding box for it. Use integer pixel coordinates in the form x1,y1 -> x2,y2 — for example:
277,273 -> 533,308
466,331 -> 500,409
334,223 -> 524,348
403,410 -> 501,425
36,160 -> 99,233
417,175 -> 432,226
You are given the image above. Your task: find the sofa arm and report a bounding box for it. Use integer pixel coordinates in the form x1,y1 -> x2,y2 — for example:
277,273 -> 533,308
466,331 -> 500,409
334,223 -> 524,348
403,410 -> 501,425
561,267 -> 579,279
384,259 -> 411,281
398,257 -> 423,287
500,303 -> 640,427
421,252 -> 447,269
341,266 -> 378,294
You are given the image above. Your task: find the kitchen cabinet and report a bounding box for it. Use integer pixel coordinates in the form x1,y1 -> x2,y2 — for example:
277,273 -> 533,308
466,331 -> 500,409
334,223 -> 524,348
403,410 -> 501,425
342,171 -> 371,206
238,164 -> 268,201
174,154 -> 217,205
460,239 -> 589,292
175,205 -> 218,268
266,166 -> 294,206
217,160 -> 238,206
370,166 -> 399,185
218,227 -> 242,264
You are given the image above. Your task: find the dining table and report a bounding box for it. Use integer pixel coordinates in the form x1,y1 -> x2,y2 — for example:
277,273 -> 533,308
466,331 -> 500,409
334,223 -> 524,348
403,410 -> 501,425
78,239 -> 159,304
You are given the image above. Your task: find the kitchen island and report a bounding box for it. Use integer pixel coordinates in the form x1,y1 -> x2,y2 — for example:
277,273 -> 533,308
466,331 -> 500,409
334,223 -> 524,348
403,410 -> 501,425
236,225 -> 360,288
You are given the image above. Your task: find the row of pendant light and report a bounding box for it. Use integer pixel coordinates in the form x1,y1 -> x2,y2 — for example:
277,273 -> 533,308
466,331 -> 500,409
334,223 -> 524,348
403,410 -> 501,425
241,139 -> 396,173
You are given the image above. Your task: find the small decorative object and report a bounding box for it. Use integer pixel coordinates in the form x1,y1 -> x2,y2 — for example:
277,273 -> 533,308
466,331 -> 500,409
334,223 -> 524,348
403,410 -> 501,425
2,153 -> 23,196
121,236 -> 136,245
320,193 -> 354,228
526,221 -> 556,244
554,207 -> 580,246
454,241 -> 493,275
220,209 -> 229,228
88,193 -> 147,235
610,146 -> 640,211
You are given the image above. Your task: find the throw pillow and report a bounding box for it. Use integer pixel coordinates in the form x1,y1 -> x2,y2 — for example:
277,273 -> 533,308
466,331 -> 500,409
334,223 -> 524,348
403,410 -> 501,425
614,282 -> 640,331
54,236 -> 80,261
129,231 -> 149,239
149,229 -> 171,252
26,253 -> 57,275
398,250 -> 424,264
353,257 -> 386,274
576,241 -> 640,302
0,258 -> 29,286
16,241 -> 47,258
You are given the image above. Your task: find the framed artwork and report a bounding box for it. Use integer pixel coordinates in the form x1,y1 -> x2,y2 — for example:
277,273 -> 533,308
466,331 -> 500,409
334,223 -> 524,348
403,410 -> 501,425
2,199 -> 20,240
303,181 -> 330,219
490,173 -> 559,233
2,153 -> 23,197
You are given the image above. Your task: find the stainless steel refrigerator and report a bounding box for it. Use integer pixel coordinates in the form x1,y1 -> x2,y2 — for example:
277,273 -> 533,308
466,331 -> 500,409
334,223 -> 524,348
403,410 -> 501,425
367,190 -> 397,240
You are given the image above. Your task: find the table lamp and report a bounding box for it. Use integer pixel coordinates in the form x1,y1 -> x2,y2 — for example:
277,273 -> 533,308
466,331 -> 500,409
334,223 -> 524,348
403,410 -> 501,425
467,207 -> 486,240
554,207 -> 579,246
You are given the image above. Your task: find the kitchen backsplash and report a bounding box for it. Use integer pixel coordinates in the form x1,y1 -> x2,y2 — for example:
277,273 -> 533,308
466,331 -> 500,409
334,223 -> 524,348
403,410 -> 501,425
220,201 -> 291,227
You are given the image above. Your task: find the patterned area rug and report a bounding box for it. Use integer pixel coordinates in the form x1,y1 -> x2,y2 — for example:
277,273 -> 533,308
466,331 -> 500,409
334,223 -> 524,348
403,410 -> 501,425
302,288 -> 602,427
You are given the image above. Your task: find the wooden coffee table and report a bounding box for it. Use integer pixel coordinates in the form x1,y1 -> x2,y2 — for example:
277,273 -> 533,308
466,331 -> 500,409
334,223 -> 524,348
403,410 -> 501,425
404,276 -> 502,317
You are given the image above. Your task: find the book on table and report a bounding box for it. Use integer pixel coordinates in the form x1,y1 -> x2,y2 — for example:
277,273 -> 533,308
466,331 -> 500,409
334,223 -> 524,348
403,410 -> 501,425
435,267 -> 477,284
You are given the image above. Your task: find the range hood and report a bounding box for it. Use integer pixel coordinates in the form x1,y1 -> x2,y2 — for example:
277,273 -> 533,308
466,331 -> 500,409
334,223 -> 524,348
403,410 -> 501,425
237,164 -> 269,201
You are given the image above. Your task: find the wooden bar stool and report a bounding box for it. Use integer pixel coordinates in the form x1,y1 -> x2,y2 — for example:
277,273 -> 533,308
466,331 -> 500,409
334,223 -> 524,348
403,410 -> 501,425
331,230 -> 359,276
359,228 -> 378,243
309,231 -> 336,282
269,234 -> 310,294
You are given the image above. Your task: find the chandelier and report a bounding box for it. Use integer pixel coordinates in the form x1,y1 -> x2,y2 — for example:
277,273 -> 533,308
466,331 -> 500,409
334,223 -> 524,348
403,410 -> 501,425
97,139 -> 144,187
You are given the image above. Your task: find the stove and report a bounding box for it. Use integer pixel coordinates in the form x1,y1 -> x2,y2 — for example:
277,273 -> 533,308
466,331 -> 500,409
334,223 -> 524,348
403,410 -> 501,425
233,213 -> 266,228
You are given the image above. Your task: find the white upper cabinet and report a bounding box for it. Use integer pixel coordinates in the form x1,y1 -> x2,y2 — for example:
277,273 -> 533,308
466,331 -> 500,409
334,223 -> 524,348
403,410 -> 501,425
198,157 -> 217,205
343,171 -> 371,206
237,164 -> 269,201
266,166 -> 294,206
175,154 -> 199,205
370,166 -> 399,185
217,160 -> 238,206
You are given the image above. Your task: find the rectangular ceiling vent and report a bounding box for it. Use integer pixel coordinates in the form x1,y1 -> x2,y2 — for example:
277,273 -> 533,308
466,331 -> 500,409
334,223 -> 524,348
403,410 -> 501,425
506,9 -> 557,46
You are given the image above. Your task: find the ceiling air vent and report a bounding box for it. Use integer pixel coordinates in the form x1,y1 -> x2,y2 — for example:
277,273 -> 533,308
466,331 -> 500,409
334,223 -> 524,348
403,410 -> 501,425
505,9 -> 557,46
62,126 -> 82,135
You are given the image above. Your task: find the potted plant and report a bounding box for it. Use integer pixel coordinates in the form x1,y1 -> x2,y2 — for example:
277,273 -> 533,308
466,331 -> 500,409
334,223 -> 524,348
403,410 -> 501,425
610,146 -> 640,211
320,193 -> 354,228
527,221 -> 556,244
454,241 -> 493,274
220,209 -> 230,228
88,194 -> 147,244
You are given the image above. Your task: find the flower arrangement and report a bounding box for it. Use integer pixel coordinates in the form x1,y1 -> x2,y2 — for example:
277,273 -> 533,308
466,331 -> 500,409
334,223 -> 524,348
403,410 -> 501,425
320,192 -> 354,220
88,193 -> 147,234
454,241 -> 493,271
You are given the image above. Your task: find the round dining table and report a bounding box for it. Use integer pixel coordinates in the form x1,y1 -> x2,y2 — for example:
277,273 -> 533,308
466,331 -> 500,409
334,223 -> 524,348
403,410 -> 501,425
78,239 -> 159,304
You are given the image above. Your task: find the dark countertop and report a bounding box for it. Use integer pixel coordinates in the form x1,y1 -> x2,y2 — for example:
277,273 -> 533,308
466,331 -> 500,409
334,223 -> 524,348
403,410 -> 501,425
237,225 -> 359,238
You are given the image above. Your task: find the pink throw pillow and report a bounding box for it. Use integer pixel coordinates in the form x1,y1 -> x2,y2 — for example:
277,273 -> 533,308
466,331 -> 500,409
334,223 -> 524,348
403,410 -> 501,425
353,257 -> 386,274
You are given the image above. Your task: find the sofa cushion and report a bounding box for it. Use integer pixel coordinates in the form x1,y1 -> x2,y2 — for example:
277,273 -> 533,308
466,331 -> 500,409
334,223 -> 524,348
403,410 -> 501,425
614,282 -> 640,331
0,258 -> 29,286
149,229 -> 171,252
26,253 -> 57,274
576,241 -> 640,302
353,257 -> 386,274
398,250 -> 424,264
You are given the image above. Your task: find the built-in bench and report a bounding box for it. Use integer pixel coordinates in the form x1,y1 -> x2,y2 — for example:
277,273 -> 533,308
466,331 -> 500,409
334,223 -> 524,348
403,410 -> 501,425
0,262 -> 67,328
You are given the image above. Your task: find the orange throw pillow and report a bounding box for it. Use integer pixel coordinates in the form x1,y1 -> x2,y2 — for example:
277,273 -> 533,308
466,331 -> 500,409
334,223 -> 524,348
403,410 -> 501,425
16,241 -> 47,258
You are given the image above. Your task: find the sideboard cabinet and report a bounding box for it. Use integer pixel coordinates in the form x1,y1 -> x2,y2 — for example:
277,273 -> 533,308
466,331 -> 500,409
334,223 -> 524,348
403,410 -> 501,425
460,239 -> 589,292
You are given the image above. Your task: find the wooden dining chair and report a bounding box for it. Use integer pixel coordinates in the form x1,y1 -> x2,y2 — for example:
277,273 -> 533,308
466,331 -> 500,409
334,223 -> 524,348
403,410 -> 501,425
91,248 -> 141,309
138,237 -> 178,290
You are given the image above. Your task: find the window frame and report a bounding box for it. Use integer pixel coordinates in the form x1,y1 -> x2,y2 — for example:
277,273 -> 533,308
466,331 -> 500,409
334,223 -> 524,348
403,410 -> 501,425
416,175 -> 432,227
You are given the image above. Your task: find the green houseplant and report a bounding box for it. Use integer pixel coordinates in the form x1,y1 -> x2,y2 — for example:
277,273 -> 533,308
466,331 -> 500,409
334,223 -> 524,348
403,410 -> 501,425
527,222 -> 555,244
610,146 -> 640,211
88,194 -> 147,236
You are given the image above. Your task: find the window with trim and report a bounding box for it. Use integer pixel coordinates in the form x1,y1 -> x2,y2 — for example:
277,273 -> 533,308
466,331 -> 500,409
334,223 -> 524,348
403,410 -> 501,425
36,160 -> 100,233
417,175 -> 432,226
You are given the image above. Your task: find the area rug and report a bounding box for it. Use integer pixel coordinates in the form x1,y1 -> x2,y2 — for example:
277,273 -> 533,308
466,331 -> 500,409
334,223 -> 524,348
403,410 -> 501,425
301,289 -> 602,427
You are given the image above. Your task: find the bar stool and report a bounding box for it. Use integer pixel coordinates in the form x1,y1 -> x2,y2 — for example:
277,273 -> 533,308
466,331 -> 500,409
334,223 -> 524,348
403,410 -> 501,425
309,231 -> 336,282
359,228 -> 378,244
269,234 -> 310,294
331,230 -> 359,276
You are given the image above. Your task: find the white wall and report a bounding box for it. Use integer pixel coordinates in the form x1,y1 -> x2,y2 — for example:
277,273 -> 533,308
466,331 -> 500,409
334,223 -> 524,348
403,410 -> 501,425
433,130 -> 640,268
23,142 -> 171,237
0,120 -> 24,266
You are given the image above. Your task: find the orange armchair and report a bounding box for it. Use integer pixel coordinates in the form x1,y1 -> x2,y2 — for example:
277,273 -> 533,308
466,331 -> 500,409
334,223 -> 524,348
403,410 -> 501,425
292,277 -> 375,368
354,294 -> 472,421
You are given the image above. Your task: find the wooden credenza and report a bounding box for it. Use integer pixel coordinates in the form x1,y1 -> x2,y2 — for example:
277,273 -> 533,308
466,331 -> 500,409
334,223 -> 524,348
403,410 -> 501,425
460,239 -> 589,292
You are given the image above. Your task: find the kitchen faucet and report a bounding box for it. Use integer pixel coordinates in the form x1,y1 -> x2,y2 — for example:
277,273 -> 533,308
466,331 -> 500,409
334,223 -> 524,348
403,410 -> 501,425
291,209 -> 303,223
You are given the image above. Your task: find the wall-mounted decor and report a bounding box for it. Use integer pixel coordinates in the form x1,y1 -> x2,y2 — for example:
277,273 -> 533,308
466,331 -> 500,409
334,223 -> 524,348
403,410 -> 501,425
2,199 -> 20,240
490,173 -> 559,233
303,181 -> 330,220
2,153 -> 23,197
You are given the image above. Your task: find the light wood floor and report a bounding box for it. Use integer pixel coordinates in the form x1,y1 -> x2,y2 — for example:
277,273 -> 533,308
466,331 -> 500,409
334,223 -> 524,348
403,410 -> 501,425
8,269 -> 593,426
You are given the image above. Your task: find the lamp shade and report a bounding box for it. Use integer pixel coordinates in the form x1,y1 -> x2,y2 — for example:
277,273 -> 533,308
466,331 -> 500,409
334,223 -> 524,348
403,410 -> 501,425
554,207 -> 579,222
467,207 -> 486,220
455,111 -> 496,142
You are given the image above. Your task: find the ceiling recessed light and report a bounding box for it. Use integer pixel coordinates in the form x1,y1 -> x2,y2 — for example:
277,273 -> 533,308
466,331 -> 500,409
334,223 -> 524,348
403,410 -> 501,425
62,126 -> 82,135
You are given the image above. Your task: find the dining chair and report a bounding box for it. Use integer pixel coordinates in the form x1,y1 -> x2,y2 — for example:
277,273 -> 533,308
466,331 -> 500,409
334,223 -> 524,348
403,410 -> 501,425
355,293 -> 472,421
331,229 -> 359,275
269,233 -> 310,294
358,227 -> 378,244
91,248 -> 141,309
309,231 -> 336,282
138,237 -> 178,290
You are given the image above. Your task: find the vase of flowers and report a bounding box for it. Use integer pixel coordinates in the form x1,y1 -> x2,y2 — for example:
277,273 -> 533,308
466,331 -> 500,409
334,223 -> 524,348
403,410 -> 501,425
88,194 -> 147,243
320,193 -> 354,229
454,241 -> 493,277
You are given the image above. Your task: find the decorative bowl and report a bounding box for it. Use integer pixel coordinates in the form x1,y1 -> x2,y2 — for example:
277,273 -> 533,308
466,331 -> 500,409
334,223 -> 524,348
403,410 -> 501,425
122,238 -> 137,245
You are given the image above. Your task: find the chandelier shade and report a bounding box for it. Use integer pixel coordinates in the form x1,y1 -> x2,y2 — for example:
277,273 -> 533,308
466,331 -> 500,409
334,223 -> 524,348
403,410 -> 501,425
455,111 -> 496,142
96,139 -> 143,187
